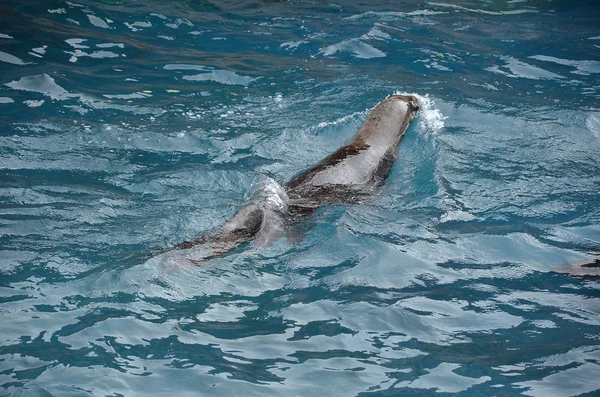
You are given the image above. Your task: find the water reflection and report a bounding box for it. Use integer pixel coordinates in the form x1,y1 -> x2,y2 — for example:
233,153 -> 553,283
1,0 -> 599,396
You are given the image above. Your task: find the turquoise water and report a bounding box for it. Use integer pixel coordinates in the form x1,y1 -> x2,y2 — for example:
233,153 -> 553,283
1,0 -> 600,396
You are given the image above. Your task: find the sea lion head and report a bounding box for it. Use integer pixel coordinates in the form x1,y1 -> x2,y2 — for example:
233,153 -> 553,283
386,94 -> 420,117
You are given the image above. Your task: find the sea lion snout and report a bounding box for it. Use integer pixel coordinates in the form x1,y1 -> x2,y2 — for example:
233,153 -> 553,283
409,99 -> 420,113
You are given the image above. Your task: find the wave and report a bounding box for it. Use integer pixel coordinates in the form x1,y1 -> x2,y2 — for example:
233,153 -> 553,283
394,91 -> 446,135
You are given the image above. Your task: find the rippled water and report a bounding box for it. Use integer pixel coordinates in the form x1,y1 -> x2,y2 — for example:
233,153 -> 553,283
1,1 -> 600,396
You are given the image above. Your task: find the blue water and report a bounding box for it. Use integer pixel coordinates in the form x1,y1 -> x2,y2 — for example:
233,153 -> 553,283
1,0 -> 600,396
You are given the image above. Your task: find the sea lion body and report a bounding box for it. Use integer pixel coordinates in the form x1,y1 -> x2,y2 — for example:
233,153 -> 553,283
169,95 -> 420,263
286,94 -> 419,209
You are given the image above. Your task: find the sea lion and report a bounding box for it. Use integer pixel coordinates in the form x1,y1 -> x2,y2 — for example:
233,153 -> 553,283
168,94 -> 420,264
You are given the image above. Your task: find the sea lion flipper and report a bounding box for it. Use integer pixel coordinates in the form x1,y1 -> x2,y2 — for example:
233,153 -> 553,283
551,256 -> 600,278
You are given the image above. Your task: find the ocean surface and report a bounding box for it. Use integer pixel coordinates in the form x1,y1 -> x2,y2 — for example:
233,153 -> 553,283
1,1 -> 600,396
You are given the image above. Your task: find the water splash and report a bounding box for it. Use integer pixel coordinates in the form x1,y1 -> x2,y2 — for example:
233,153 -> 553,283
315,110 -> 368,129
244,175 -> 289,213
586,113 -> 600,139
244,175 -> 289,248
394,91 -> 446,134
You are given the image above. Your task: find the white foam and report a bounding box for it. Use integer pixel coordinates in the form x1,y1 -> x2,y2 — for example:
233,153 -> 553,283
244,175 -> 288,213
394,91 -> 446,134
244,175 -> 289,248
